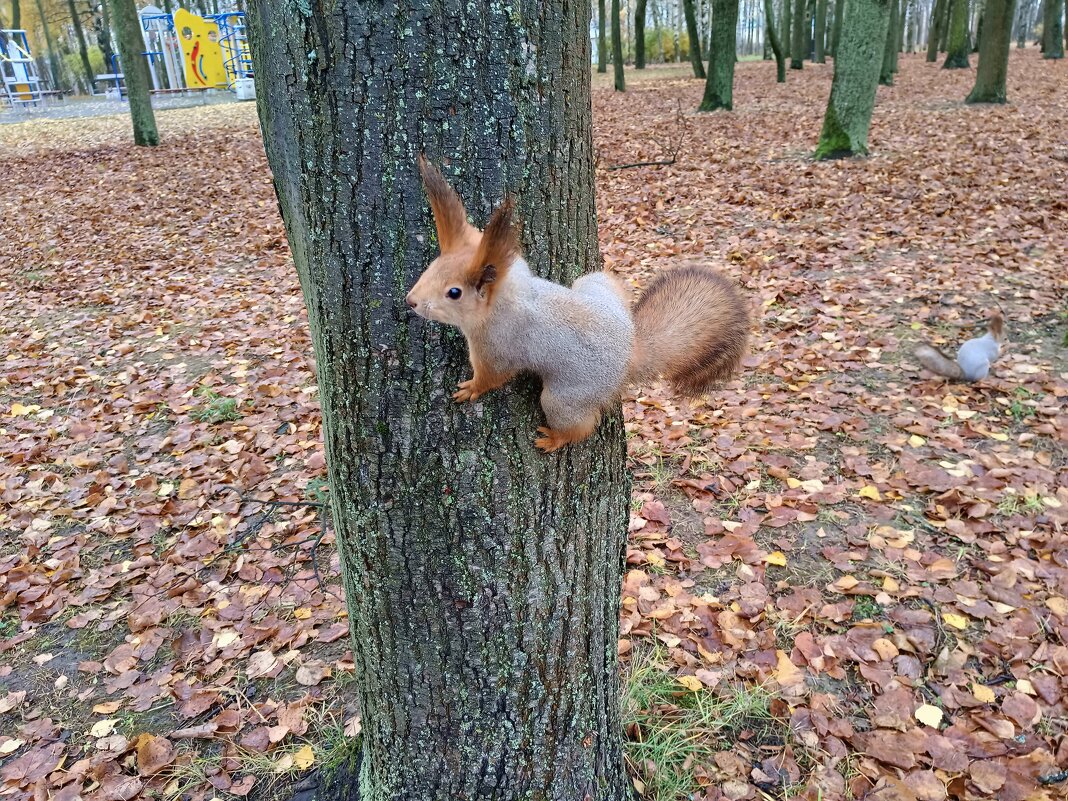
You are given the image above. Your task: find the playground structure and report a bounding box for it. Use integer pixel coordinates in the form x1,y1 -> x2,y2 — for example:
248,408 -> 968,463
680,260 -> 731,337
1,30 -> 44,108
139,6 -> 253,96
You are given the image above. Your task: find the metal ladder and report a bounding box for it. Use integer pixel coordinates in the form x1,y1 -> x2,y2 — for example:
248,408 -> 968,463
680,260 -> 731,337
1,30 -> 43,109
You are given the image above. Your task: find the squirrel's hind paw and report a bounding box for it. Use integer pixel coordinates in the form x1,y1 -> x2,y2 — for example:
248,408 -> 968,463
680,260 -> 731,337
453,380 -> 481,403
534,424 -> 597,453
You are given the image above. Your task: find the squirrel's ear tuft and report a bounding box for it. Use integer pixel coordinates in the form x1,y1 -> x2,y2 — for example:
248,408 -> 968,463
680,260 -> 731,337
469,196 -> 520,297
418,155 -> 470,254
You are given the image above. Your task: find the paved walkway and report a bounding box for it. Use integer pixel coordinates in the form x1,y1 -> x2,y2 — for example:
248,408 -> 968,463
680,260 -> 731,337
0,91 -> 248,124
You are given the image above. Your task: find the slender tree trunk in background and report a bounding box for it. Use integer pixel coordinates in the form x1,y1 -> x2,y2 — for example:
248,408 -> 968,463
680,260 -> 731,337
880,0 -> 900,82
599,0 -> 608,71
927,0 -> 946,57
652,0 -> 665,61
791,0 -> 806,65
1016,0 -> 1029,46
943,0 -> 971,65
814,0 -> 828,59
683,0 -> 707,77
34,0 -> 64,90
815,0 -> 892,158
832,0 -> 845,52
974,13 -> 983,52
700,0 -> 741,107
613,0 -> 626,88
247,3 -> 631,800
65,0 -> 94,93
967,0 -> 1017,101
766,0 -> 788,77
785,0 -> 794,56
636,0 -> 649,66
893,0 -> 905,67
1043,0 -> 1065,56
938,0 -> 952,47
108,0 -> 158,145
98,0 -> 115,77
10,0 -> 19,30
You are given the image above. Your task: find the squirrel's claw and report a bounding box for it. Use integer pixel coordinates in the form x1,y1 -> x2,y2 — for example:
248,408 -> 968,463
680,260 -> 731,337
453,380 -> 481,403
534,427 -> 566,453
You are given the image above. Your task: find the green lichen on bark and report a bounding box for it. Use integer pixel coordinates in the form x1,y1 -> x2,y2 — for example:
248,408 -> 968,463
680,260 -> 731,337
698,0 -> 740,111
943,0 -> 971,67
247,2 -> 630,799
815,0 -> 891,159
967,0 -> 1017,103
108,0 -> 159,145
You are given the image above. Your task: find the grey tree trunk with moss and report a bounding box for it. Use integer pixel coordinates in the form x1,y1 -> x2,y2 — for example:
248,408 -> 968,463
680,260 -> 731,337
766,0 -> 788,79
65,0 -> 94,93
926,0 -> 947,59
943,0 -> 971,66
791,0 -> 806,66
109,0 -> 158,145
880,0 -> 900,83
683,0 -> 707,78
246,2 -> 631,800
700,0 -> 741,108
967,0 -> 1018,101
612,0 -> 626,89
814,0 -> 828,60
1043,0 -> 1065,57
599,0 -> 608,72
636,0 -> 649,67
815,0 -> 892,159
832,0 -> 845,53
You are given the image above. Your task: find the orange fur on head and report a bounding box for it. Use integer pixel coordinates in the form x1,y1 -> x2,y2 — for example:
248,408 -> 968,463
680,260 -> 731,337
468,196 -> 520,300
418,155 -> 473,253
987,311 -> 1004,342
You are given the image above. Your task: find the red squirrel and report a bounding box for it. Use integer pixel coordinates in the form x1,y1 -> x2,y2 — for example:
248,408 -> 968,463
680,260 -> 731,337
914,313 -> 1004,381
406,157 -> 750,453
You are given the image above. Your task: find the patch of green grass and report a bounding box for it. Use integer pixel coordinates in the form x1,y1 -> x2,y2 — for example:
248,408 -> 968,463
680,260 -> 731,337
191,387 -> 242,424
622,647 -> 787,801
851,595 -> 884,622
0,612 -> 18,639
305,477 -> 330,505
1006,388 -> 1037,423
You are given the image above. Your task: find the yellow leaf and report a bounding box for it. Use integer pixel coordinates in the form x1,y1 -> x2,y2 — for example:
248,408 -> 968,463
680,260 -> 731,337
292,744 -> 315,770
988,431 -> 1009,442
942,612 -> 969,630
646,552 -> 665,569
774,649 -> 804,688
915,704 -> 943,728
908,435 -> 926,447
293,607 -> 313,620
786,477 -> 802,489
765,551 -> 788,567
858,485 -> 882,501
677,675 -> 702,692
9,403 -> 35,417
0,739 -> 24,755
90,719 -> 118,738
972,685 -> 996,704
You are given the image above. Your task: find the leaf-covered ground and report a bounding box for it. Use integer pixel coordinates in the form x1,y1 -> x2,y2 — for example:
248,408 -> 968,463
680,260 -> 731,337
2,51 -> 1066,801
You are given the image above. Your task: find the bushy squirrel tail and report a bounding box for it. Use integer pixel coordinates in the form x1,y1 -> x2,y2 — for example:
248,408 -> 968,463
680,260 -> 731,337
913,344 -> 965,380
629,266 -> 750,397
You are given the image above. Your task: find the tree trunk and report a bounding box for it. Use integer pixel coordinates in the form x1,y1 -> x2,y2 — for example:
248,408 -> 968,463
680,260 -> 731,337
967,0 -> 1018,101
599,0 -> 608,72
247,3 -> 631,800
943,0 -> 971,66
613,0 -> 626,88
97,0 -> 115,79
34,0 -> 64,90
893,0 -> 905,68
108,0 -> 158,145
791,0 -> 806,65
683,0 -> 707,77
1043,0 -> 1065,56
880,0 -> 900,82
65,0 -> 95,93
814,0 -> 828,59
1016,0 -> 1029,46
832,0 -> 846,53
926,0 -> 947,57
766,0 -> 788,78
700,0 -> 741,107
636,0 -> 649,67
10,0 -> 19,29
785,0 -> 794,56
815,0 -> 892,158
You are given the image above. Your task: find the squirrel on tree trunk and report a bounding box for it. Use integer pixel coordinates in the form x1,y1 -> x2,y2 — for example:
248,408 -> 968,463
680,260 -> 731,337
405,157 -> 751,452
913,313 -> 1004,381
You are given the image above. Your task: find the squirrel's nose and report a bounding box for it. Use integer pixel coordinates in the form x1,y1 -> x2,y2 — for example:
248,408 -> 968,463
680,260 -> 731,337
405,294 -> 417,309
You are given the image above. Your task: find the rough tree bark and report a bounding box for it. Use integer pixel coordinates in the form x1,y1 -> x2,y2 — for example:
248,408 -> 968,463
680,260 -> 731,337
1043,0 -> 1065,57
943,0 -> 971,66
766,0 -> 788,79
791,0 -> 806,66
108,0 -> 158,145
700,0 -> 741,108
246,2 -> 631,800
968,0 -> 1018,100
880,0 -> 900,83
599,0 -> 608,72
926,0 -> 947,58
636,0 -> 649,67
814,0 -> 828,60
613,0 -> 626,89
815,0 -> 892,158
683,0 -> 707,78
65,0 -> 95,93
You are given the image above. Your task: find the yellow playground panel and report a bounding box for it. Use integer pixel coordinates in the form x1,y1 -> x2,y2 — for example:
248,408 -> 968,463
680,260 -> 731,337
173,9 -> 227,89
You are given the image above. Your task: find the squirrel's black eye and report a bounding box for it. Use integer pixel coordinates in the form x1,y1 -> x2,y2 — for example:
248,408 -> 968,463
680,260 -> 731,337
447,287 -> 462,300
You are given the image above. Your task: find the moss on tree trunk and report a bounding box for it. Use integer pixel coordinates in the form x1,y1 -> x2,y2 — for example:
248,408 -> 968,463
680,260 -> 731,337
108,0 -> 158,145
246,2 -> 631,799
791,0 -> 807,66
636,0 -> 648,68
699,0 -> 741,109
943,0 -> 971,66
967,0 -> 1018,101
815,0 -> 892,158
683,0 -> 707,78
766,0 -> 788,80
612,0 -> 626,89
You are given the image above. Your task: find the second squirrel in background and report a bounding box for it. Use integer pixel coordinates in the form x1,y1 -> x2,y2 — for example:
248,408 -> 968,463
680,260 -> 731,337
406,157 -> 750,453
913,313 -> 1004,381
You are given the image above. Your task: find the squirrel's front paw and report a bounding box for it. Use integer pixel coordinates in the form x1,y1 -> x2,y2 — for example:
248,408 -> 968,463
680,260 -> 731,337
453,380 -> 481,403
